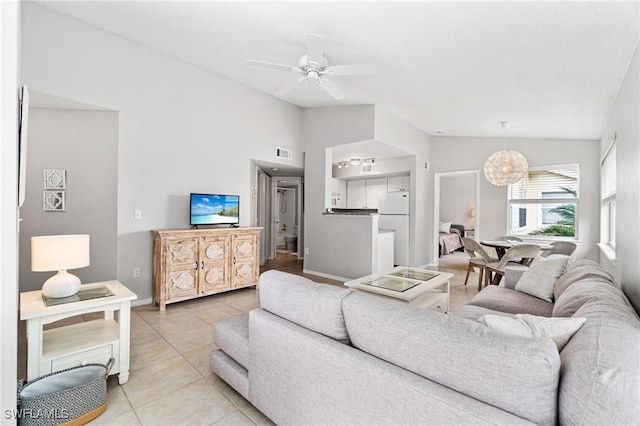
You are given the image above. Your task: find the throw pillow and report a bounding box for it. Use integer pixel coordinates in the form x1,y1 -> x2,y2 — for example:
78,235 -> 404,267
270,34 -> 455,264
439,221 -> 452,233
515,255 -> 568,302
477,314 -> 587,351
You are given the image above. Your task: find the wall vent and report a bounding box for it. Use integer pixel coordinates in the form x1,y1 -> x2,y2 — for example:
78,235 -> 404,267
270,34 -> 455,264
361,164 -> 374,173
276,147 -> 293,160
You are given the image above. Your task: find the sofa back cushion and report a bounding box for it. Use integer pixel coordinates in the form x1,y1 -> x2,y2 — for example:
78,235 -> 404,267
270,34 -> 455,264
258,270 -> 353,344
552,260 -> 640,424
553,259 -> 615,302
558,313 -> 640,424
342,291 -> 560,426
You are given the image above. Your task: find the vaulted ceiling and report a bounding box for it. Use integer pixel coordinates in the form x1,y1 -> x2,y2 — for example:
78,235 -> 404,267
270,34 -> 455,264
34,1 -> 640,140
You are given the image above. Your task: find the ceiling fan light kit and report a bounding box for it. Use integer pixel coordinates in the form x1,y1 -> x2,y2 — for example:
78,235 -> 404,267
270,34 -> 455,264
484,122 -> 528,186
247,34 -> 378,100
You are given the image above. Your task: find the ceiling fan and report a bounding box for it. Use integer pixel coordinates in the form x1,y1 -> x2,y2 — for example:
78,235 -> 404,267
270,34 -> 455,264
247,34 -> 378,100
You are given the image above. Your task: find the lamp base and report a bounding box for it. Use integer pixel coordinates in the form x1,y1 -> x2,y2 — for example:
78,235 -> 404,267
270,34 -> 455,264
42,270 -> 81,298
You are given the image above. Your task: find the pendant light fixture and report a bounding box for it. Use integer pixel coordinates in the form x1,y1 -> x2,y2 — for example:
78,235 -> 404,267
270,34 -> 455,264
483,121 -> 528,186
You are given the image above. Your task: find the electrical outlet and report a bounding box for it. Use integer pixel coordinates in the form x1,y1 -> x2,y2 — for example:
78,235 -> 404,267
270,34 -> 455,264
304,247 -> 309,255
133,267 -> 141,277
134,210 -> 142,220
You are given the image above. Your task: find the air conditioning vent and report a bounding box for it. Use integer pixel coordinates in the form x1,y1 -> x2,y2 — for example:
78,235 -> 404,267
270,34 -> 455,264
276,147 -> 293,160
361,164 -> 374,173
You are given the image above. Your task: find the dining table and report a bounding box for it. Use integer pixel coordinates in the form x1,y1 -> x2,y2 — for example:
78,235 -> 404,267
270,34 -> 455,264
480,240 -> 553,260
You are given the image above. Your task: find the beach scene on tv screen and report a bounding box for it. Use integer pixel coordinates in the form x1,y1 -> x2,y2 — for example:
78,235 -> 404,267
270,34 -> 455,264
191,194 -> 239,224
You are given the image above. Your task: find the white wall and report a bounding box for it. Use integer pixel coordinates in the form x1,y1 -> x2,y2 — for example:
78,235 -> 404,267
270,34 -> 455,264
301,105 -> 375,277
430,136 -> 601,261
439,174 -> 475,230
21,3 -> 302,301
19,108 -> 118,292
0,0 -> 19,417
600,41 -> 640,311
302,105 -> 432,278
374,107 -> 432,265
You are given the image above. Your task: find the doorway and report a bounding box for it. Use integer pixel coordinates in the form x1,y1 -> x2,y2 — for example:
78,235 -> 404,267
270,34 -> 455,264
255,164 -> 303,264
273,178 -> 302,260
433,170 -> 480,267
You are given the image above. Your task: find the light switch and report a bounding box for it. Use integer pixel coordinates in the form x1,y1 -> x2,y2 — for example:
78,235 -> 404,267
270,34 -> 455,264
134,210 -> 142,220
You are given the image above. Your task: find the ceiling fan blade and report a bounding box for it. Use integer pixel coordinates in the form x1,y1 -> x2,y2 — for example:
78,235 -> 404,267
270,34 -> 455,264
325,64 -> 379,77
247,60 -> 300,73
318,78 -> 346,100
274,77 -> 307,97
306,34 -> 325,65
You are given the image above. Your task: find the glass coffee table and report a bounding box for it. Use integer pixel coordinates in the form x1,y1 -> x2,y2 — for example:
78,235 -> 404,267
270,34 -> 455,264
344,266 -> 453,313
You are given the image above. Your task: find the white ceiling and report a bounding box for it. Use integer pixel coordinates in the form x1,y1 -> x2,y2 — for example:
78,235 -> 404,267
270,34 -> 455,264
34,1 -> 639,141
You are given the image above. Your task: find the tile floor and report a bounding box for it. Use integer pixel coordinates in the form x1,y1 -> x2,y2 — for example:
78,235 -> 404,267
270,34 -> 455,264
18,250 -> 480,425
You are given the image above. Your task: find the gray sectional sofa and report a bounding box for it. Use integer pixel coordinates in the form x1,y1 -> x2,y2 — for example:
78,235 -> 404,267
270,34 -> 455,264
211,259 -> 640,425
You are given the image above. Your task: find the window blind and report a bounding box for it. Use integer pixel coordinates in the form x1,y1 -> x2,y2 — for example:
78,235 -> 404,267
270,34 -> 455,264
508,166 -> 579,203
601,142 -> 616,204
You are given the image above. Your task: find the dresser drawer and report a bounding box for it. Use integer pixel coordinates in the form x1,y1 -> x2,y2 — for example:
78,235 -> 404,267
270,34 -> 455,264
48,344 -> 114,373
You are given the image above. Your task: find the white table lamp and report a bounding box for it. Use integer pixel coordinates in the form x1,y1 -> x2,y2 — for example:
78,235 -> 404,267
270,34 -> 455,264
31,234 -> 90,298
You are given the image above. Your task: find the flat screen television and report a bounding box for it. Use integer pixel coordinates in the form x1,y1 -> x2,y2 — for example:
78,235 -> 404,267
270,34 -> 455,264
190,193 -> 239,227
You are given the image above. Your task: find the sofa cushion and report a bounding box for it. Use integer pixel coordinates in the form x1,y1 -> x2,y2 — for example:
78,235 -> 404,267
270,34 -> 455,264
210,349 -> 249,399
558,315 -> 640,425
258,270 -> 353,344
467,285 -> 554,317
454,304 -> 515,321
514,255 -> 568,302
554,259 -> 615,301
477,314 -> 586,351
342,291 -> 560,426
213,313 -> 249,369
553,277 -> 631,319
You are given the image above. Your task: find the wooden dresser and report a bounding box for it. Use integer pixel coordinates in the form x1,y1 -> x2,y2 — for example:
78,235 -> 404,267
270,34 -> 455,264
151,227 -> 261,310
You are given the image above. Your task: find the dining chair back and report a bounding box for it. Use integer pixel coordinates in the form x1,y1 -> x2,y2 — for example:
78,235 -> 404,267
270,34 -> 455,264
542,241 -> 577,257
462,237 -> 498,291
484,244 -> 543,286
495,236 -> 523,242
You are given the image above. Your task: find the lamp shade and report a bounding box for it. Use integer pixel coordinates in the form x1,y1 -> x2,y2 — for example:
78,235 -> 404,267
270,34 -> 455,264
31,234 -> 90,272
483,150 -> 528,186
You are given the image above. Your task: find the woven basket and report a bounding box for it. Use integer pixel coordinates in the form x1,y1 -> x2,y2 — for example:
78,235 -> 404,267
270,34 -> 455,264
17,358 -> 114,426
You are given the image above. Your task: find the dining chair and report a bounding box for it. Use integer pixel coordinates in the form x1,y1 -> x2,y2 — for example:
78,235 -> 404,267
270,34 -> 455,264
462,237 -> 498,291
542,241 -> 577,257
495,236 -> 523,242
484,244 -> 542,287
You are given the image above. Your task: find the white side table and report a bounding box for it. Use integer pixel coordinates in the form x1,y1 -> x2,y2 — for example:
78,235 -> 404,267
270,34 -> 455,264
20,280 -> 137,384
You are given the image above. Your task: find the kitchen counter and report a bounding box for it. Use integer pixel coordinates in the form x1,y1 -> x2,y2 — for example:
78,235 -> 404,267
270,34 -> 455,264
324,208 -> 378,215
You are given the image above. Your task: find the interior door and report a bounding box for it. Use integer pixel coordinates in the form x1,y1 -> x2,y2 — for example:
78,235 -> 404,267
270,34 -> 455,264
270,178 -> 278,257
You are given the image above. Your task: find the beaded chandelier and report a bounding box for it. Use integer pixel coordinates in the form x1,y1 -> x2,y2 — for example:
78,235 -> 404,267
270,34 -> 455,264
483,122 -> 528,186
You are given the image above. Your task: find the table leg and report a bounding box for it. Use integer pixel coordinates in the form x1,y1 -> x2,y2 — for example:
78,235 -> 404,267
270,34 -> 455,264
118,301 -> 131,384
26,318 -> 42,380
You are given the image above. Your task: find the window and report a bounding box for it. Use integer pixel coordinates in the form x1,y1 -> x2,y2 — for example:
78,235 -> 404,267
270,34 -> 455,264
508,165 -> 579,238
601,139 -> 616,248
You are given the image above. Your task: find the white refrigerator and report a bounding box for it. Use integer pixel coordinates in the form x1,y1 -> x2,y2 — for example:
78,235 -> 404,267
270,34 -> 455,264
378,192 -> 410,266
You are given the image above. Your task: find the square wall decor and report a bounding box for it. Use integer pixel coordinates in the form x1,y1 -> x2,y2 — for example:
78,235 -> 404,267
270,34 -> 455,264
43,191 -> 65,211
44,169 -> 66,190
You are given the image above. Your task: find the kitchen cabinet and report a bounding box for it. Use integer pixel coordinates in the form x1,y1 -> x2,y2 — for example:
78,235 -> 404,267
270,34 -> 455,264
152,227 -> 261,310
346,179 -> 367,208
388,175 -> 410,192
347,178 -> 388,209
365,178 -> 387,209
331,178 -> 346,208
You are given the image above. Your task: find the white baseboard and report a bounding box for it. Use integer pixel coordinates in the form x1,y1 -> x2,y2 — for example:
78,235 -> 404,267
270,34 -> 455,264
302,269 -> 348,283
132,297 -> 153,307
